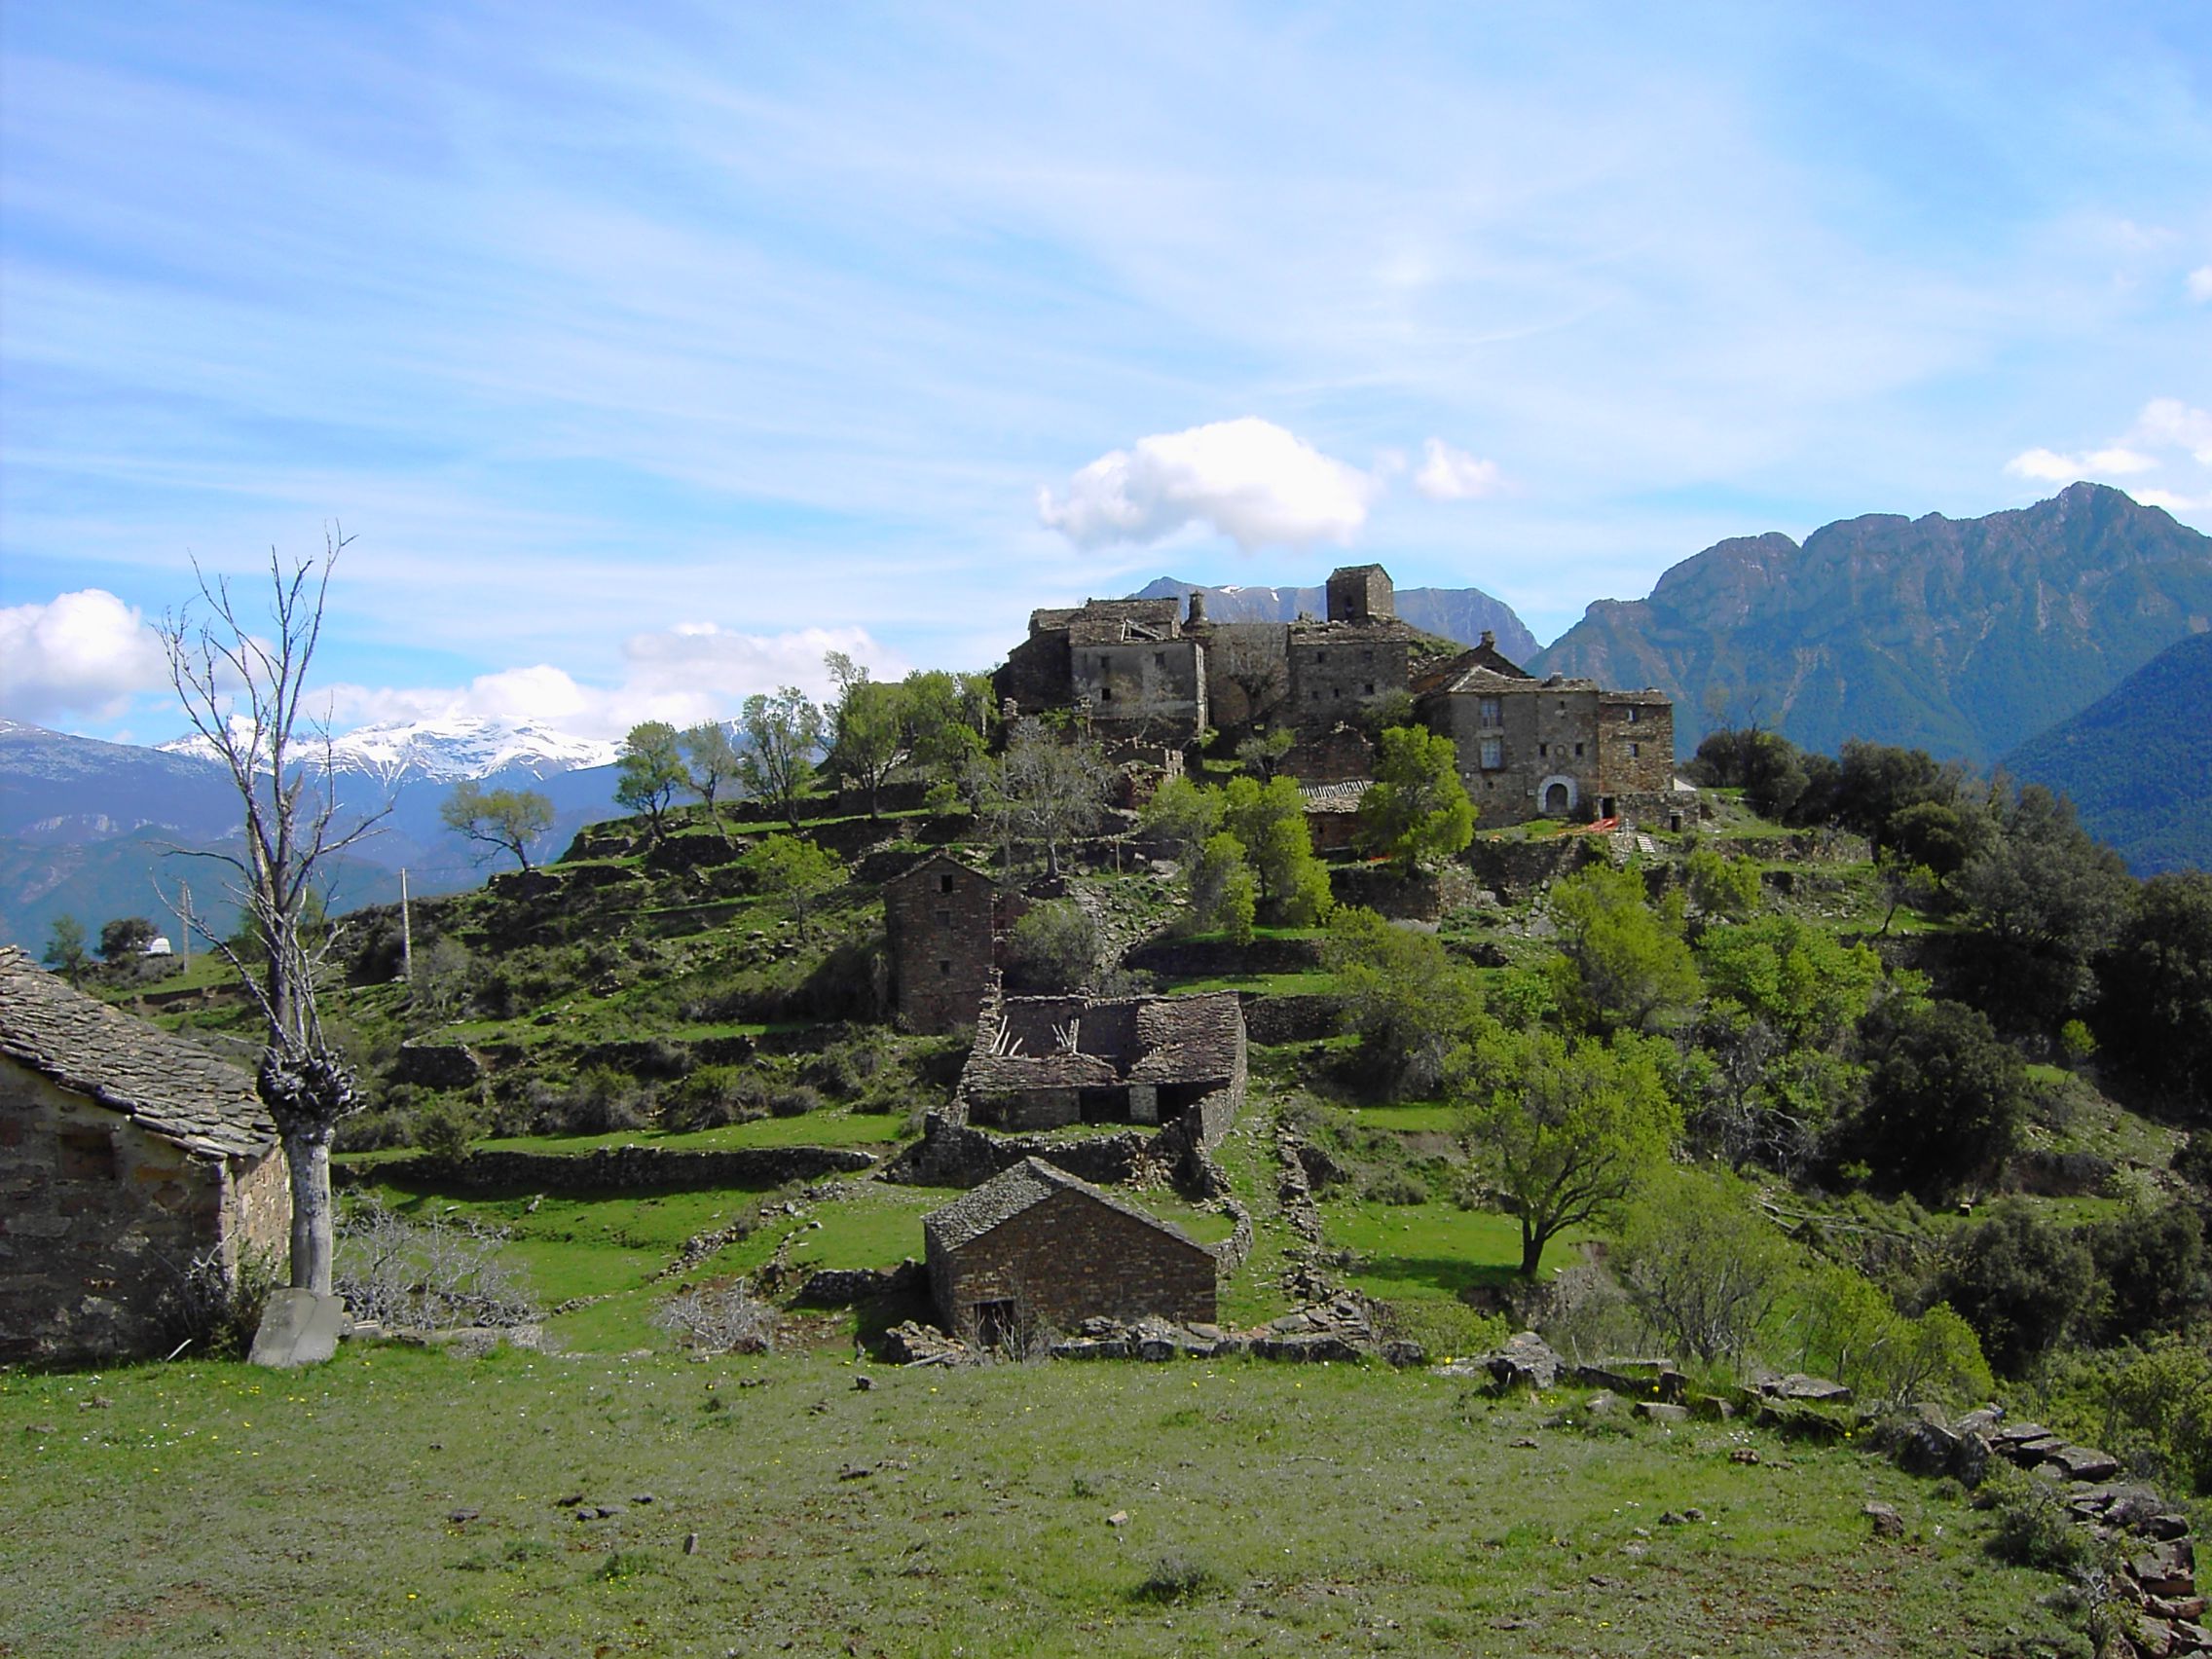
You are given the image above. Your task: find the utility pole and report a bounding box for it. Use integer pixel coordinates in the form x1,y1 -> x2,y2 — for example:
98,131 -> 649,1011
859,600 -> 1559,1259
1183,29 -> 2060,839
399,866 -> 414,988
176,879 -> 192,966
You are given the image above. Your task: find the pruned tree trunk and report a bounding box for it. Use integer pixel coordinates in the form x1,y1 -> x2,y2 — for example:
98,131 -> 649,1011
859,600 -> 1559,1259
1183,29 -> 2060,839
259,1049 -> 356,1293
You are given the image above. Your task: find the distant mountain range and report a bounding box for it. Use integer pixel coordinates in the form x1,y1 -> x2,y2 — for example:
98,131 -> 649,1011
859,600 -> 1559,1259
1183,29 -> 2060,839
2005,629 -> 2212,876
1530,483 -> 2212,766
1128,575 -> 1542,662
0,717 -> 627,950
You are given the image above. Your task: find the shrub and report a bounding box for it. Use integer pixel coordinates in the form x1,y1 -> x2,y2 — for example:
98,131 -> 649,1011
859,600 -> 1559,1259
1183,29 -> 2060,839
1838,998 -> 2028,1202
155,1245 -> 283,1359
1004,900 -> 1099,993
541,1067 -> 651,1135
1615,1169 -> 1794,1369
652,1280 -> 777,1354
767,1084 -> 824,1119
1985,1478 -> 2093,1572
335,1197 -> 540,1330
1933,1200 -> 2096,1377
415,1095 -> 484,1161
665,1066 -> 772,1130
1363,1167 -> 1430,1206
1131,1553 -> 1216,1604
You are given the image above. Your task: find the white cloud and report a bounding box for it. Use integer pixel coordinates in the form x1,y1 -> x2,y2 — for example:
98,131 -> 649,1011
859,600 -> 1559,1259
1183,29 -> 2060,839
2189,266 -> 2212,302
1037,418 -> 1375,552
0,589 -> 169,722
318,625 -> 899,742
1413,438 -> 1504,501
2136,489 -> 2212,512
2005,447 -> 2081,483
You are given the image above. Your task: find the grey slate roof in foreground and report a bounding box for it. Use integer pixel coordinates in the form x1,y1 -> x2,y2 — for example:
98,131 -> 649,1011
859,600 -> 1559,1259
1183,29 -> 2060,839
922,1157 -> 1203,1255
0,945 -> 277,1159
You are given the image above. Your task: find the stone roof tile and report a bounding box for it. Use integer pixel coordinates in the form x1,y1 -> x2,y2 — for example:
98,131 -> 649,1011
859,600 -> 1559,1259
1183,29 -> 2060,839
922,1157 -> 1202,1255
0,946 -> 276,1159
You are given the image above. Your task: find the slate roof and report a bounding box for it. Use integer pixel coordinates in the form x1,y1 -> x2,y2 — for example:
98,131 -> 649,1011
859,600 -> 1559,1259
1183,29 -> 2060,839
1300,779 -> 1375,815
922,1157 -> 1204,1255
0,945 -> 277,1159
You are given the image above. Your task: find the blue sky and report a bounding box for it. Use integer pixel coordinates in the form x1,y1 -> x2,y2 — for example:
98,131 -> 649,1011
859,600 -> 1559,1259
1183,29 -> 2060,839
3,1 -> 2208,743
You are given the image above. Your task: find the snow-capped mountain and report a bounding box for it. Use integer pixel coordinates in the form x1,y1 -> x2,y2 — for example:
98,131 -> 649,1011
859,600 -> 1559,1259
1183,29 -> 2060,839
158,716 -> 617,784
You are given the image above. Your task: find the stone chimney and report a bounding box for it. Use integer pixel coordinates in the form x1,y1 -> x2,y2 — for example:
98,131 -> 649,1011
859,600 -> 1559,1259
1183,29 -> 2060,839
1188,590 -> 1207,626
1480,630 -> 1495,650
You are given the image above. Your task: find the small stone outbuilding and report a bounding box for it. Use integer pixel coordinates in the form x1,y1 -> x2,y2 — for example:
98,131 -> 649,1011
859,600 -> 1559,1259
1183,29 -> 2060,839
0,946 -> 289,1363
923,1157 -> 1217,1340
956,987 -> 1246,1143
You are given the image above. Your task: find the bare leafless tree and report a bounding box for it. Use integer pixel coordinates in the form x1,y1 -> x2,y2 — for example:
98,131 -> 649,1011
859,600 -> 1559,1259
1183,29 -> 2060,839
161,532 -> 387,1295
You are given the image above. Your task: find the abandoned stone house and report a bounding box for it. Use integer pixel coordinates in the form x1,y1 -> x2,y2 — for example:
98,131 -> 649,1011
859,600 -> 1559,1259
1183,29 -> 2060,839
0,945 -> 290,1363
995,564 -> 1425,750
1415,632 -> 1678,828
953,986 -> 1246,1144
922,1156 -> 1217,1338
882,852 -> 1007,1034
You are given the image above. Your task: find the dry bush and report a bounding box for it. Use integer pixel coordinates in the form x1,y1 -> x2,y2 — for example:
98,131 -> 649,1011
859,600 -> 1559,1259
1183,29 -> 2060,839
335,1196 -> 540,1329
652,1280 -> 778,1353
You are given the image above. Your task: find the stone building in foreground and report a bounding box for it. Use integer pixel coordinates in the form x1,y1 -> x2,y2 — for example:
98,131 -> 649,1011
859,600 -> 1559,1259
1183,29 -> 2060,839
1416,632 -> 1678,827
923,1156 -> 1217,1340
0,946 -> 289,1363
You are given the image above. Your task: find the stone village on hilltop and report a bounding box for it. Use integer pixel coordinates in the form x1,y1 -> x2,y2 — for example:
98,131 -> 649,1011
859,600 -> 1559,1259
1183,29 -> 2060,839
3,563 -> 1680,1364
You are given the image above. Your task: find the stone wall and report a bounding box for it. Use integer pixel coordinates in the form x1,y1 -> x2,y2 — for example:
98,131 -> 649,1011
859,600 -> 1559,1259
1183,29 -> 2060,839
0,1058 -> 287,1363
1463,833 -> 1604,903
334,1143 -> 876,1197
931,1186 -> 1217,1333
1240,993 -> 1342,1046
1124,934 -> 1326,978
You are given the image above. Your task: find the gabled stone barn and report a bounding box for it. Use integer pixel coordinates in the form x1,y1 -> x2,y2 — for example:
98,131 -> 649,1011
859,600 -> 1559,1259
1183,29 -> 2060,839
0,946 -> 289,1363
922,1157 -> 1216,1339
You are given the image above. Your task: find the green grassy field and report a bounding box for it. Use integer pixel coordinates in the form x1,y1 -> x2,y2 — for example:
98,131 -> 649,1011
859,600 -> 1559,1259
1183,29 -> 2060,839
0,1346 -> 2087,1657
470,1108 -> 904,1156
1320,1196 -> 1589,1304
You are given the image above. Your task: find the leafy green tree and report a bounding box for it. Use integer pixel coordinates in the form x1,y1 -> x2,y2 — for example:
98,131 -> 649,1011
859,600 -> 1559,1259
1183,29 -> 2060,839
1549,864 -> 1700,1036
1234,725 -> 1295,780
1935,1199 -> 2097,1376
991,718 -> 1105,878
1222,773 -> 1332,924
1787,1265 -> 1994,1407
1458,1027 -> 1681,1278
1886,799 -> 1986,885
614,720 -> 687,843
825,652 -> 908,819
1139,774 -> 1222,862
1683,848 -> 1761,922
42,914 -> 90,982
901,669 -> 993,790
440,780 -> 555,870
1615,1169 -> 1795,1368
1954,784 -> 2131,960
1326,905 -> 1488,1094
1004,899 -> 1099,993
98,915 -> 160,961
1697,914 -> 1880,1048
1356,725 -> 1473,873
2095,871 -> 2212,1122
1186,832 -> 1257,946
1690,727 -> 1807,821
680,721 -> 743,841
738,687 -> 827,829
1842,997 -> 2028,1201
2085,1201 -> 2208,1344
742,832 -> 842,940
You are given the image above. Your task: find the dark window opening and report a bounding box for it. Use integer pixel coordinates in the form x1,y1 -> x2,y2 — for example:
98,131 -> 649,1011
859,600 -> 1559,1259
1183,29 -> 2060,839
1154,651 -> 1165,667
57,1129 -> 117,1183
1156,1082 -> 1212,1123
935,908 -> 951,924
1601,796 -> 1616,818
1361,649 -> 1374,664
1574,743 -> 1585,757
1364,682 -> 1376,695
939,873 -> 955,894
1099,685 -> 1113,700
937,959 -> 952,977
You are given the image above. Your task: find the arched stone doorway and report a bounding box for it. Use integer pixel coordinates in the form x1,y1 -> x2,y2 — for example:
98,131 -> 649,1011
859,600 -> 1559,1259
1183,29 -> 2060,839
1538,775 -> 1577,817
